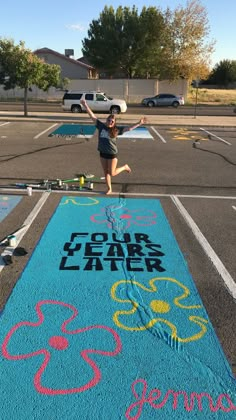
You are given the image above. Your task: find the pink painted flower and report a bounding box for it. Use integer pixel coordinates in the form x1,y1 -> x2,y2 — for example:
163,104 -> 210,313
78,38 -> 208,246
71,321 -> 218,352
1,300 -> 122,395
90,206 -> 157,230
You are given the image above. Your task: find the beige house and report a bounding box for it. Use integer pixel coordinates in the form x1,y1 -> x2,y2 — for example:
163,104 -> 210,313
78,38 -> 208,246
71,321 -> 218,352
34,48 -> 97,79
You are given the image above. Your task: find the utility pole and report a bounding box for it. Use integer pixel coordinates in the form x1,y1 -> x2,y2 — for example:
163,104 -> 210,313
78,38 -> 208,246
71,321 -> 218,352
194,79 -> 200,119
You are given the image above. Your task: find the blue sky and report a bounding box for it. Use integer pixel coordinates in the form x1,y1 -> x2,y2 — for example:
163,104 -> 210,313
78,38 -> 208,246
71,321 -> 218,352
1,0 -> 235,68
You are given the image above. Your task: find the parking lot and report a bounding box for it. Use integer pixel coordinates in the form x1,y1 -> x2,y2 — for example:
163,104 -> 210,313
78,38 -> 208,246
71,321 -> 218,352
0,117 -> 235,419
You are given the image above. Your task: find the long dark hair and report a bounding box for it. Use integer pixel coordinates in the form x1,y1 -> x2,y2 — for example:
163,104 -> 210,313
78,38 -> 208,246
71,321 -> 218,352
107,114 -> 119,138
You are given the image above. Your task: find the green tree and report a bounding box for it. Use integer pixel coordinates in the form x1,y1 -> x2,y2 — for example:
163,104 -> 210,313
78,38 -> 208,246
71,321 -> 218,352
82,1 -> 214,81
133,7 -> 165,78
0,39 -> 62,116
207,60 -> 236,86
82,5 -> 165,78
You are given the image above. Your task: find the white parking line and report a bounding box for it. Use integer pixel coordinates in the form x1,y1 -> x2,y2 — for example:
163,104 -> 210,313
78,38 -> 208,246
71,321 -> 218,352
0,188 -> 236,200
119,193 -> 236,199
34,123 -> 58,139
0,122 -> 10,127
233,206 -> 236,211
150,126 -> 167,143
171,195 -> 236,300
200,128 -> 232,145
0,192 -> 50,273
172,194 -> 236,199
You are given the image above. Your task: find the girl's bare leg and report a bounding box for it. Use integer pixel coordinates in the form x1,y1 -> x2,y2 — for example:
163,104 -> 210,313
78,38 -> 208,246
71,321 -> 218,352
100,157 -> 131,195
100,157 -> 112,194
109,158 -> 131,176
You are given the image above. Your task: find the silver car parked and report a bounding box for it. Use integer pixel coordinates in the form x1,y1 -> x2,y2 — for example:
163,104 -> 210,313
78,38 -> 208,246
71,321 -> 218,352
141,93 -> 184,108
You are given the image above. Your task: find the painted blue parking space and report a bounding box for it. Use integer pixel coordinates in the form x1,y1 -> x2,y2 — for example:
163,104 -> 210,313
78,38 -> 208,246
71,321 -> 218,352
0,197 -> 235,419
49,124 -> 96,138
48,124 -> 153,140
118,127 -> 153,140
0,195 -> 22,222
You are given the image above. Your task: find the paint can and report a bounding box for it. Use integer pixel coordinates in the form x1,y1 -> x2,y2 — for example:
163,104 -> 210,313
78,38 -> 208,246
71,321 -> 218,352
79,176 -> 84,190
88,182 -> 93,190
27,186 -> 32,196
8,235 -> 17,247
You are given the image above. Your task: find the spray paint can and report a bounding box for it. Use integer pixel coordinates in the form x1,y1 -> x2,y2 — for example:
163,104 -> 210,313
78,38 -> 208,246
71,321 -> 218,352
27,186 -> 32,196
8,235 -> 17,247
79,176 -> 84,190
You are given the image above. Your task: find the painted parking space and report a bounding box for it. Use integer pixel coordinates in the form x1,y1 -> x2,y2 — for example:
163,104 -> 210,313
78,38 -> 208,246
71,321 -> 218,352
118,127 -> 153,140
150,126 -> 207,142
149,126 -> 235,144
0,197 -> 235,419
49,124 -> 96,138
48,124 -> 153,140
167,127 -> 208,141
0,195 -> 22,222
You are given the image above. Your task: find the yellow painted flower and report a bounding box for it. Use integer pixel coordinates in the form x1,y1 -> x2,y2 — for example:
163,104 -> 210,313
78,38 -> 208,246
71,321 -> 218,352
111,277 -> 208,343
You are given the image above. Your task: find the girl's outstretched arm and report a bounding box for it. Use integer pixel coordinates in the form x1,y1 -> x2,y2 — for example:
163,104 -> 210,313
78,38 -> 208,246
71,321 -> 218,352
80,99 -> 97,123
123,117 -> 147,133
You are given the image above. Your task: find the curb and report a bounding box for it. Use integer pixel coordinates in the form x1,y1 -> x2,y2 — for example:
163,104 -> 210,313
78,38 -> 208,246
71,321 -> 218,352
1,114 -> 236,128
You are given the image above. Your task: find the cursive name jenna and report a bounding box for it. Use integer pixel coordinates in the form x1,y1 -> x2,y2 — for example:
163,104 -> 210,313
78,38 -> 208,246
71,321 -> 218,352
125,378 -> 236,419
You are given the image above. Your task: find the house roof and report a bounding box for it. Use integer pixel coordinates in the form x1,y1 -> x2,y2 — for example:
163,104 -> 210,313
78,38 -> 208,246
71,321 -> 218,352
77,56 -> 92,66
34,48 -> 95,70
